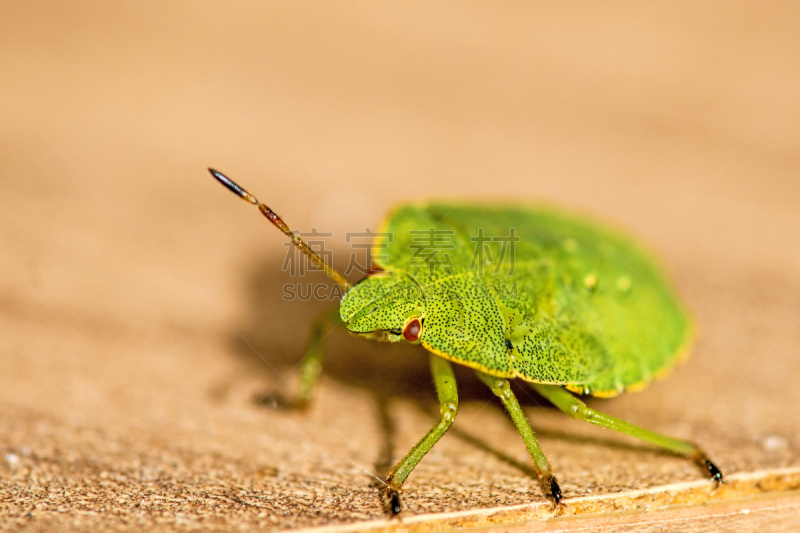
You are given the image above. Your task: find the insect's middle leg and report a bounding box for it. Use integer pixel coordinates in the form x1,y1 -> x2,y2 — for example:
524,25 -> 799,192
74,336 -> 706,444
385,354 -> 458,514
475,372 -> 562,505
531,384 -> 723,483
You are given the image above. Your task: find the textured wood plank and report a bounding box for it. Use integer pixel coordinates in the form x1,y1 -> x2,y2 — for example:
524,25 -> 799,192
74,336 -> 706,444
295,469 -> 800,533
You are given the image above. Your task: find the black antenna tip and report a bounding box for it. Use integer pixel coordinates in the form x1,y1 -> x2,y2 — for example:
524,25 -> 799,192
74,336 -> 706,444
208,168 -> 258,204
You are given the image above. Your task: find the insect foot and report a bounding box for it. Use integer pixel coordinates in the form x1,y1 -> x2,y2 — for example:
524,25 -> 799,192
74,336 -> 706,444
695,453 -> 724,486
383,486 -> 402,516
541,473 -> 563,512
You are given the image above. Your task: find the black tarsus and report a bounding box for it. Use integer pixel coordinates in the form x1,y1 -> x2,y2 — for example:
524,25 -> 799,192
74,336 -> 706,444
549,476 -> 562,506
704,458 -> 724,485
386,488 -> 401,515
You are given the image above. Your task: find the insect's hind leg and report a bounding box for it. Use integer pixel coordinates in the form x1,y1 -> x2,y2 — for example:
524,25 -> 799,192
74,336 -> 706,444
475,372 -> 562,506
531,384 -> 723,484
385,354 -> 458,515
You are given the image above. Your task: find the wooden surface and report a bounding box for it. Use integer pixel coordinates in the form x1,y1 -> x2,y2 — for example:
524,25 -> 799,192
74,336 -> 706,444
2,1 -> 800,531
298,470 -> 800,533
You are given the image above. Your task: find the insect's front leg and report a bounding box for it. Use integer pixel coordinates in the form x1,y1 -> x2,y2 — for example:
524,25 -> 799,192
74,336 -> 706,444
296,307 -> 345,407
531,384 -> 724,485
384,354 -> 459,515
261,307 -> 343,410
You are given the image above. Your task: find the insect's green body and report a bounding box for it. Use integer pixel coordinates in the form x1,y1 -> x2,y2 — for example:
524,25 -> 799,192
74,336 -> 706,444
208,168 -> 722,515
342,202 -> 692,397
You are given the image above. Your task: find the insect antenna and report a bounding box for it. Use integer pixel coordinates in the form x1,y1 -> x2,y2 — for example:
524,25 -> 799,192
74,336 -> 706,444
209,168 -> 352,292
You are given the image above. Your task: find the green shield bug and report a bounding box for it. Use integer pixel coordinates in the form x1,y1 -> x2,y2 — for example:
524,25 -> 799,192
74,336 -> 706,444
209,168 -> 723,514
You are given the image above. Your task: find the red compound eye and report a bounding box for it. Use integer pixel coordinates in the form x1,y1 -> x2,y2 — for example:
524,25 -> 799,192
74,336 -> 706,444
403,318 -> 422,342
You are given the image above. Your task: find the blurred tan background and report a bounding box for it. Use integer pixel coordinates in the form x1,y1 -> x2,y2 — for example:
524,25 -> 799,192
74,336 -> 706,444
1,1 -> 799,531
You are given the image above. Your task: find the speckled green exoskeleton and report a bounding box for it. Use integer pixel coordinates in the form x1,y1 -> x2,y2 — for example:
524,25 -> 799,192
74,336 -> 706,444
209,168 -> 722,514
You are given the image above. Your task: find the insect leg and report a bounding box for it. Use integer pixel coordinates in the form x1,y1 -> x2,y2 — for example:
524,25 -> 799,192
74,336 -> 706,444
297,307 -> 344,407
260,307 -> 343,410
531,384 -> 723,484
385,354 -> 458,515
475,372 -> 562,506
